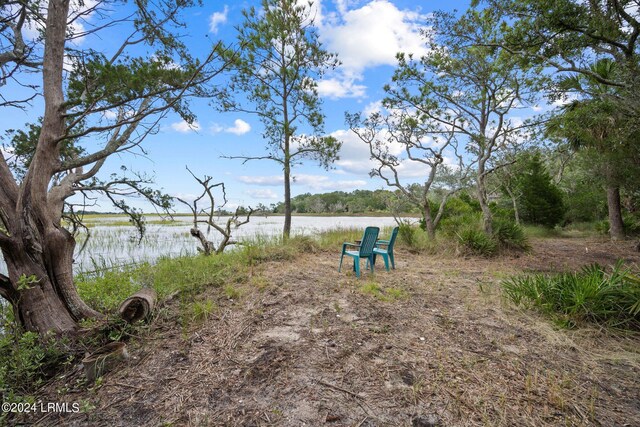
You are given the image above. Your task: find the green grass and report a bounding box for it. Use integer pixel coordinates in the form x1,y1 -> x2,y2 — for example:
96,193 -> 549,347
502,262 -> 640,329
358,281 -> 408,301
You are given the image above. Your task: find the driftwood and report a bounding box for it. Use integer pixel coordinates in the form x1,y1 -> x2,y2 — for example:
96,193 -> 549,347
118,288 -> 157,323
82,342 -> 128,382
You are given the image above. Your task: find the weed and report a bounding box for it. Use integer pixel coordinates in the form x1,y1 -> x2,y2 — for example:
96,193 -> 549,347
223,284 -> 241,300
191,300 -> 217,322
358,282 -> 407,301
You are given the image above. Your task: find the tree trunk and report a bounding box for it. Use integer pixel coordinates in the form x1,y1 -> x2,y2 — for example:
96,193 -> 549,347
2,222 -> 102,334
283,160 -> 291,239
477,176 -> 493,235
3,242 -> 77,333
505,186 -> 520,225
0,0 -> 101,335
606,185 -> 625,240
423,201 -> 435,239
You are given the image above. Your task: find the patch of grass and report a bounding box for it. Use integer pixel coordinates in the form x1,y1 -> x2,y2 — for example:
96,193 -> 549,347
359,281 -> 407,301
223,284 -> 241,300
502,261 -> 640,329
317,227 -> 363,250
523,225 -> 562,238
190,300 -> 217,322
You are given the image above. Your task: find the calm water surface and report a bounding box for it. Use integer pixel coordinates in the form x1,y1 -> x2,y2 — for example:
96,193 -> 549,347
0,216 -> 405,275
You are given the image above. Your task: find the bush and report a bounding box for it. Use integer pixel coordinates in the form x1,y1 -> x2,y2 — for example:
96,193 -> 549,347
0,330 -> 69,402
398,222 -> 418,248
502,262 -> 640,329
493,219 -> 530,251
457,227 -> 497,256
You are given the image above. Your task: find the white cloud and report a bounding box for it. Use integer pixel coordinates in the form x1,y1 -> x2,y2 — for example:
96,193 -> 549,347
172,192 -> 200,203
1,146 -> 15,159
210,119 -> 251,135
362,100 -> 383,117
170,120 -> 201,133
331,126 -> 457,180
317,77 -> 367,99
245,189 -> 279,199
320,0 -> 429,76
102,110 -> 118,120
209,6 -> 229,34
226,119 -> 251,135
314,1 -> 429,100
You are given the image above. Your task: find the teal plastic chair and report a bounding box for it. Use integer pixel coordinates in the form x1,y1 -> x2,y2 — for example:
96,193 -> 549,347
373,226 -> 398,271
338,227 -> 380,278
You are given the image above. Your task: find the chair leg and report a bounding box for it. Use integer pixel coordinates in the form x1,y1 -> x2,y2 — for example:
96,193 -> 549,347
389,252 -> 395,269
354,257 -> 361,278
382,253 -> 390,271
338,253 -> 344,272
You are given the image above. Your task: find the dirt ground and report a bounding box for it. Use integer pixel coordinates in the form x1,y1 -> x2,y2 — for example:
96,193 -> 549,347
16,237 -> 640,426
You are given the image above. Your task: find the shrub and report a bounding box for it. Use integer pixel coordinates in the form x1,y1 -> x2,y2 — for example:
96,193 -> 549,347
398,222 -> 418,248
502,262 -> 640,329
493,219 -> 530,251
0,330 -> 69,402
457,227 -> 497,256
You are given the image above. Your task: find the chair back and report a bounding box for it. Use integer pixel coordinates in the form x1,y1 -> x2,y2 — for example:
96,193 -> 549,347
359,227 -> 380,257
387,226 -> 399,251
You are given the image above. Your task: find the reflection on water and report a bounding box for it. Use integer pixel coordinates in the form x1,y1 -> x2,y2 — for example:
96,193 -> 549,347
0,216 -> 405,276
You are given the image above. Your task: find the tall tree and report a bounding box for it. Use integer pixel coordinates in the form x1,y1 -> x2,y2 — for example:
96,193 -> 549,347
488,0 -> 640,241
384,10 -> 541,234
548,60 -> 638,239
347,109 -> 469,239
218,0 -> 340,238
514,153 -> 565,227
0,1 -> 230,334
487,0 -> 640,117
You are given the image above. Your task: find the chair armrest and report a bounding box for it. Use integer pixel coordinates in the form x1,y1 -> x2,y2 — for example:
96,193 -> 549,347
375,239 -> 389,248
342,242 -> 361,251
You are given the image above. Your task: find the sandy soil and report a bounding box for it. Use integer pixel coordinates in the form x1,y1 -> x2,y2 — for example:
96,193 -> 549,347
16,237 -> 640,426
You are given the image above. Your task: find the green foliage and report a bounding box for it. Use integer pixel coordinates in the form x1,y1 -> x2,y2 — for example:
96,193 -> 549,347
516,154 -> 566,227
502,262 -> 640,329
493,218 -> 530,251
398,222 -> 418,248
190,300 -> 217,323
358,282 -> 407,301
275,189 -> 410,214
457,227 -> 498,256
0,331 -> 69,402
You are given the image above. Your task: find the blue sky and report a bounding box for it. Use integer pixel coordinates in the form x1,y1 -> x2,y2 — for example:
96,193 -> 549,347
3,0 -> 521,213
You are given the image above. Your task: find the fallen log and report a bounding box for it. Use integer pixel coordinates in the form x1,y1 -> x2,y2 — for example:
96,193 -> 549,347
118,288 -> 157,323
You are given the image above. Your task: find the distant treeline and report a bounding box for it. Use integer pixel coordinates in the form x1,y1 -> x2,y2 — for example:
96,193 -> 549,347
268,189 -> 415,214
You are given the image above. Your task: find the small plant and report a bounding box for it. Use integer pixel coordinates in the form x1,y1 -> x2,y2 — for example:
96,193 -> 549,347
191,300 -> 217,322
457,228 -> 497,256
0,330 -> 69,402
398,222 -> 417,248
223,284 -> 241,300
492,219 -> 530,251
359,282 -> 407,301
502,261 -> 640,329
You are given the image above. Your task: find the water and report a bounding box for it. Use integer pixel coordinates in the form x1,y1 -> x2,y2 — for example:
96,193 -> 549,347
0,215 -> 406,276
